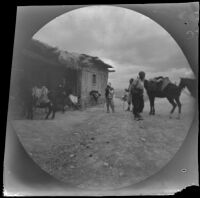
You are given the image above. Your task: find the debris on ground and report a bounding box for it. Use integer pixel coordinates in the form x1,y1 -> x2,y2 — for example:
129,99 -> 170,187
140,137 -> 146,142
70,154 -> 75,158
12,96 -> 194,188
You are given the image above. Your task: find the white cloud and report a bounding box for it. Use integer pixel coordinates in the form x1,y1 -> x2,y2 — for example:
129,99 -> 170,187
33,5 -> 193,90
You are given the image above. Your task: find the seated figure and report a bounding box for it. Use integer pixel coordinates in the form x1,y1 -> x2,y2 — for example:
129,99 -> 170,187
90,90 -> 101,104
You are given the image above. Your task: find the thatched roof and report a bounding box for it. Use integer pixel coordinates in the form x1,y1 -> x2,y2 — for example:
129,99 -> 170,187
25,39 -> 113,70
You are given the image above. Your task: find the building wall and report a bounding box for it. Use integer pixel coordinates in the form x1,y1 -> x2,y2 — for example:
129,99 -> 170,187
80,66 -> 108,107
9,49 -> 110,118
63,68 -> 80,96
9,53 -> 81,118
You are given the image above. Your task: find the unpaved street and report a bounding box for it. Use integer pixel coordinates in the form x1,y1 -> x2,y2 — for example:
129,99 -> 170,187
11,94 -> 195,189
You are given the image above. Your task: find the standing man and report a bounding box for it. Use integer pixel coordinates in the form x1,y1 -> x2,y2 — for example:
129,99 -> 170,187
57,78 -> 67,113
105,82 -> 115,113
57,78 -> 66,94
126,78 -> 134,111
131,71 -> 145,120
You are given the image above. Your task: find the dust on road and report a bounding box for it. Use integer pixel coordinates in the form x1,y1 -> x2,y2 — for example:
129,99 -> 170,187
11,94 -> 195,190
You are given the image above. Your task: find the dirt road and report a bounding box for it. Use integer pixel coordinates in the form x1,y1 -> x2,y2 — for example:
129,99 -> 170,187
11,94 -> 195,190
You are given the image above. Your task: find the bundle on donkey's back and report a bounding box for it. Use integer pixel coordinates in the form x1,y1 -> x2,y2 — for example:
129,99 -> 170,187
68,94 -> 81,110
26,85 -> 67,120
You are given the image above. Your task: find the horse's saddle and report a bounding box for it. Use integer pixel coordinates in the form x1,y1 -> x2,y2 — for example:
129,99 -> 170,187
149,77 -> 171,92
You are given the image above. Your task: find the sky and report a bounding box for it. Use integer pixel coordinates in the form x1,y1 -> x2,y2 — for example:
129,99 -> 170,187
33,5 -> 194,90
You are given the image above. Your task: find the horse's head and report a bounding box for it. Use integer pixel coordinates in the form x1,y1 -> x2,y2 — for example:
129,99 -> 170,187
178,77 -> 197,98
125,88 -> 129,92
178,78 -> 187,90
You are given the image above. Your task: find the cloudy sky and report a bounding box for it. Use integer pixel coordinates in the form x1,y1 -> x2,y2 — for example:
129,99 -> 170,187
33,5 -> 194,89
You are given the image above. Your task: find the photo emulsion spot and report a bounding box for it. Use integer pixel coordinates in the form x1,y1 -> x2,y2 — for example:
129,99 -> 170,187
4,3 -> 199,196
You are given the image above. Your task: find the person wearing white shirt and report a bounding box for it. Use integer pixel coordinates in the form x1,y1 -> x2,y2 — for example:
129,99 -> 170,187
126,78 -> 134,111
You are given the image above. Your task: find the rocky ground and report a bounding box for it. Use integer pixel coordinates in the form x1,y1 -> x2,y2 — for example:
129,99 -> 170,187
11,93 -> 195,190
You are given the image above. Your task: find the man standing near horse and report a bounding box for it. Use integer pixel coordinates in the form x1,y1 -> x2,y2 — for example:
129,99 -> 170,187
105,82 -> 115,113
131,71 -> 145,121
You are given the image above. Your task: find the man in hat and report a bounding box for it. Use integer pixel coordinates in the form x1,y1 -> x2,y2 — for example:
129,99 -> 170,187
131,71 -> 145,120
105,82 -> 115,113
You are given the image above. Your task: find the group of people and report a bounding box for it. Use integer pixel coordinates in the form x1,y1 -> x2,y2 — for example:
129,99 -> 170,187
105,71 -> 146,121
32,79 -> 80,110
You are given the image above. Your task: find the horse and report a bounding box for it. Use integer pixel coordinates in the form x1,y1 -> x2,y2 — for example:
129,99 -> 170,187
26,86 -> 67,120
178,78 -> 197,98
144,77 -> 184,119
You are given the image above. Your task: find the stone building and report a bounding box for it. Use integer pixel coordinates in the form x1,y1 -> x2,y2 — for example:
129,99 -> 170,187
10,39 -> 114,117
